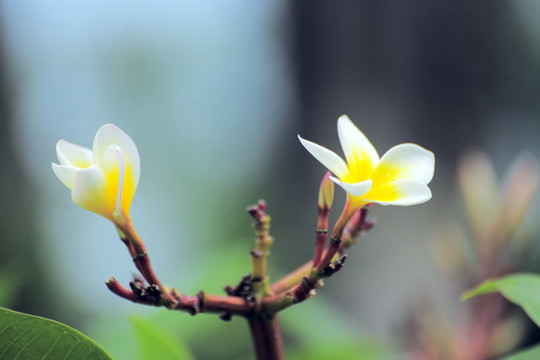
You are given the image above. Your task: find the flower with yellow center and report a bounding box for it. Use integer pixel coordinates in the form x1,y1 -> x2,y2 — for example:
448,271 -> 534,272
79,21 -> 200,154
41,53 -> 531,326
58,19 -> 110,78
51,124 -> 140,226
299,115 -> 434,236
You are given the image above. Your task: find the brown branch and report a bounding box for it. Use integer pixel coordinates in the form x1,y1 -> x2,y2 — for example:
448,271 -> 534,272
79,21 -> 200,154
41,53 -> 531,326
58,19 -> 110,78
197,292 -> 254,316
106,279 -> 255,316
248,315 -> 284,360
106,277 -> 141,303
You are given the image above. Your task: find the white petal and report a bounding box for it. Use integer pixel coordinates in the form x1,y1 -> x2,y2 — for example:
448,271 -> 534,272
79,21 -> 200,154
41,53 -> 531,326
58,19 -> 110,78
56,140 -> 93,168
93,124 -> 140,188
71,164 -> 114,219
298,135 -> 350,179
371,143 -> 435,186
330,177 -> 372,197
337,115 -> 379,170
363,179 -> 432,206
51,163 -> 78,189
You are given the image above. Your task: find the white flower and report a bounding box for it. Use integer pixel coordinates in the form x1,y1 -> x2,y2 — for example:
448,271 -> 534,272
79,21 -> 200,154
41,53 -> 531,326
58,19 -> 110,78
298,115 -> 434,208
52,124 -> 140,225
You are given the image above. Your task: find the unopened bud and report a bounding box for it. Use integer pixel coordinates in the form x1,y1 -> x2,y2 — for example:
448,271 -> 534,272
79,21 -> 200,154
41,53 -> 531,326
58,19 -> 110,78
129,281 -> 144,297
318,171 -> 334,212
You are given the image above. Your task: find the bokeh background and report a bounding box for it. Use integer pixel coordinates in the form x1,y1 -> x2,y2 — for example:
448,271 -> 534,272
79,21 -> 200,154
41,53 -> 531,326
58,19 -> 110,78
2,1 -> 540,359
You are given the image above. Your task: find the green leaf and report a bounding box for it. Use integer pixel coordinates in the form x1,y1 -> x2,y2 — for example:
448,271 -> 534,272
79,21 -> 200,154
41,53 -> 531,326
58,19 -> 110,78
461,273 -> 540,327
501,343 -> 540,360
0,307 -> 112,360
130,315 -> 195,360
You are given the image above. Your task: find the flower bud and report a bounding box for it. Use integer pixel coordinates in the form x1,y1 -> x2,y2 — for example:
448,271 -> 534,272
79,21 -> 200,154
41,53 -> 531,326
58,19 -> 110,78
318,171 -> 334,213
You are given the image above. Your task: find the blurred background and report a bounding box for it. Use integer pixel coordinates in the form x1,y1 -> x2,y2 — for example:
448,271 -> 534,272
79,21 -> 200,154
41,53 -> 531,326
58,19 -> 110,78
2,1 -> 540,359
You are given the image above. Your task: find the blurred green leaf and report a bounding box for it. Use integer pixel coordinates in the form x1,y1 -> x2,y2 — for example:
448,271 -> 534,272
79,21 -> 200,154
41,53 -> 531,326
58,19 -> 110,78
501,343 -> 540,360
0,274 -> 19,308
130,315 -> 195,360
280,296 -> 396,359
149,310 -> 252,360
287,339 -> 395,360
461,273 -> 540,326
461,279 -> 499,301
0,307 -> 112,359
0,261 -> 26,308
280,295 -> 363,343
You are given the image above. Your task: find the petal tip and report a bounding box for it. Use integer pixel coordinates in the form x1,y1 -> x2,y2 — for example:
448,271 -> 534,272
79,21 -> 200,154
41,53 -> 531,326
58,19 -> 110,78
338,114 -> 350,121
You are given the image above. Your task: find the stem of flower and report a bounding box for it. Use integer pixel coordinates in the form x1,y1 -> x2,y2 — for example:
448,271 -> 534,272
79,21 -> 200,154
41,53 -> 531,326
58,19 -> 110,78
116,219 -> 172,303
340,204 -> 374,252
312,230 -> 327,268
331,197 -> 356,239
316,197 -> 364,271
315,236 -> 341,272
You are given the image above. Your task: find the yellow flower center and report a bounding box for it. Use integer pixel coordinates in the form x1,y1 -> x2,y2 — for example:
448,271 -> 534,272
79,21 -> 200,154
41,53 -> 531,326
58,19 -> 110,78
343,153 -> 375,183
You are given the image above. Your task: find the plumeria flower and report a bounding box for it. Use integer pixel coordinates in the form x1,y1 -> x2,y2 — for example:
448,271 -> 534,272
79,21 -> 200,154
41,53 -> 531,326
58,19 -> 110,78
52,124 -> 140,226
299,115 -> 434,235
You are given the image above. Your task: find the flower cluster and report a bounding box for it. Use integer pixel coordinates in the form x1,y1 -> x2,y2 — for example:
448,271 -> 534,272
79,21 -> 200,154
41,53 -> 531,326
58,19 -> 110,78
50,117 -> 436,360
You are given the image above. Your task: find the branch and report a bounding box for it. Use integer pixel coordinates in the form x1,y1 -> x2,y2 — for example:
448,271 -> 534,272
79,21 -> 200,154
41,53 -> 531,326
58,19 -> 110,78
248,200 -> 274,297
106,278 -> 255,316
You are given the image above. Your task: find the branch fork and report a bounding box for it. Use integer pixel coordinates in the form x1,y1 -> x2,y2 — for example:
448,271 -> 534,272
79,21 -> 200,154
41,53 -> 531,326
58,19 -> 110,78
105,173 -> 375,360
